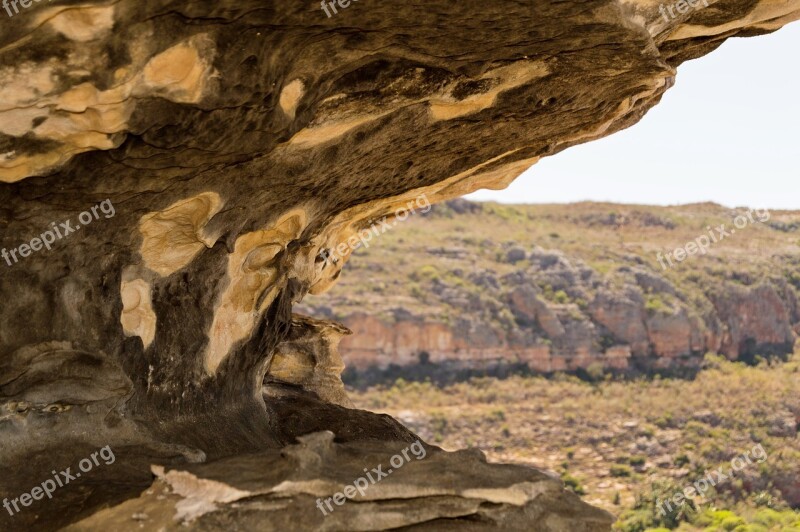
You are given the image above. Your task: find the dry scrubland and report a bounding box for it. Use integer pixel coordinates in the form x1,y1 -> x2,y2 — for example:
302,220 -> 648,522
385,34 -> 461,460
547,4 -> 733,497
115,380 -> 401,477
351,354 -> 800,531
304,201 -> 800,324
319,201 -> 800,530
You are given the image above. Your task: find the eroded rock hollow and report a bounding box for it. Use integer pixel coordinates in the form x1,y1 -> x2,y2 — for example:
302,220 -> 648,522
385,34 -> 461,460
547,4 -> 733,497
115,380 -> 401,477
1,0 -> 798,529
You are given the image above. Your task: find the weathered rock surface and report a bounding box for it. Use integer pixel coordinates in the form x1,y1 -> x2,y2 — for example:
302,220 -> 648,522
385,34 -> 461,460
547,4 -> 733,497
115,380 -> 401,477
1,0 -> 799,529
64,431 -> 613,531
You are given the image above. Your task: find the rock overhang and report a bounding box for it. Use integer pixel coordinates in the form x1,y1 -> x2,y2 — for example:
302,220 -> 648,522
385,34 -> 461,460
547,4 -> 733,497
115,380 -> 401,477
0,0 -> 798,529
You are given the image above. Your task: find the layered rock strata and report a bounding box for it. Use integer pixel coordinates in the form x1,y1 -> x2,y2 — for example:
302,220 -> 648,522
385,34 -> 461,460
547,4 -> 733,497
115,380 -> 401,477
328,245 -> 797,379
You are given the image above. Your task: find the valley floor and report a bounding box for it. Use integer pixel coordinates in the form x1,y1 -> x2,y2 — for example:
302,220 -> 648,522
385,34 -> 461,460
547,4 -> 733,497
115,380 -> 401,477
351,353 -> 800,531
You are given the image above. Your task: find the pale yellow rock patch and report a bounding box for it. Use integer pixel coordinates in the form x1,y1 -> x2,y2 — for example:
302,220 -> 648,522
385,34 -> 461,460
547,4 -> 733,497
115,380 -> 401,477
141,38 -> 213,103
204,208 -> 309,375
268,317 -> 353,407
138,192 -> 224,277
41,5 -> 116,42
0,35 -> 215,183
279,79 -> 305,119
0,63 -> 55,111
667,1 -> 800,40
151,465 -> 251,523
289,60 -> 548,148
120,278 -> 157,349
429,61 -> 550,121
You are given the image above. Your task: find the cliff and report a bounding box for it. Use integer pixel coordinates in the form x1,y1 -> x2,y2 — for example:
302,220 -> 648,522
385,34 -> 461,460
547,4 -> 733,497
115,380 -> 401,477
297,201 -> 800,383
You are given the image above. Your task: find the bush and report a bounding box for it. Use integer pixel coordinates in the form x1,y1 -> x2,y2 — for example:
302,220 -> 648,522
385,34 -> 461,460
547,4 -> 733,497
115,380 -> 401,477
562,473 -> 586,495
614,481 -> 696,532
554,290 -> 570,304
412,265 -> 440,282
429,411 -> 448,442
629,456 -> 647,467
489,408 -> 506,421
586,362 -> 605,382
693,509 -> 745,530
645,295 -> 668,314
610,465 -> 633,477
674,453 -> 690,467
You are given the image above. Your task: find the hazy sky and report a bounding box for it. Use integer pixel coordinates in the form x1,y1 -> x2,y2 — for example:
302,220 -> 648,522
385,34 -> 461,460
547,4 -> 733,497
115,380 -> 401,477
467,23 -> 800,209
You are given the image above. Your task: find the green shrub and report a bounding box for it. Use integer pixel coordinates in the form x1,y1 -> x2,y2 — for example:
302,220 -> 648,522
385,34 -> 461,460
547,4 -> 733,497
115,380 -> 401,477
586,362 -> 605,382
562,473 -> 586,495
412,265 -> 440,282
429,411 -> 448,442
629,456 -> 647,467
645,295 -> 668,315
614,481 -> 696,532
489,408 -> 506,421
610,465 -> 633,477
693,509 -> 745,530
541,283 -> 555,301
654,413 -> 674,429
674,453 -> 690,467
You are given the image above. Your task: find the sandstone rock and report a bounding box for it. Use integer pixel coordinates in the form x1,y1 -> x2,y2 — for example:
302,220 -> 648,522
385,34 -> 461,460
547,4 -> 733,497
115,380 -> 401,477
267,315 -> 353,408
633,269 -> 676,296
2,0 -> 799,528
333,248 -> 799,381
65,432 -> 614,532
529,248 -> 571,271
589,287 -> 649,357
645,306 -> 694,359
710,283 -> 795,360
469,270 -> 501,291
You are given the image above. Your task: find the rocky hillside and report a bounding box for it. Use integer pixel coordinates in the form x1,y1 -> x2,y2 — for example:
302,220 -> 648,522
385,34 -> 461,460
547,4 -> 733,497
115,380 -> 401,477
299,200 -> 800,382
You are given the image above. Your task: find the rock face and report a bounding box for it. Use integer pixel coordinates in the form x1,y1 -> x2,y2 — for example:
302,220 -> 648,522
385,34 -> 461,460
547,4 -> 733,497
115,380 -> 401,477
710,283 -> 796,359
1,0 -> 799,529
303,202 -> 799,382
332,248 -> 797,379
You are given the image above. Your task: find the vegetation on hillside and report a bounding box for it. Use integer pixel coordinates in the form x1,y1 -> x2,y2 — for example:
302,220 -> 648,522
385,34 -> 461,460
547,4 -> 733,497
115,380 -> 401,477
302,200 -> 800,324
